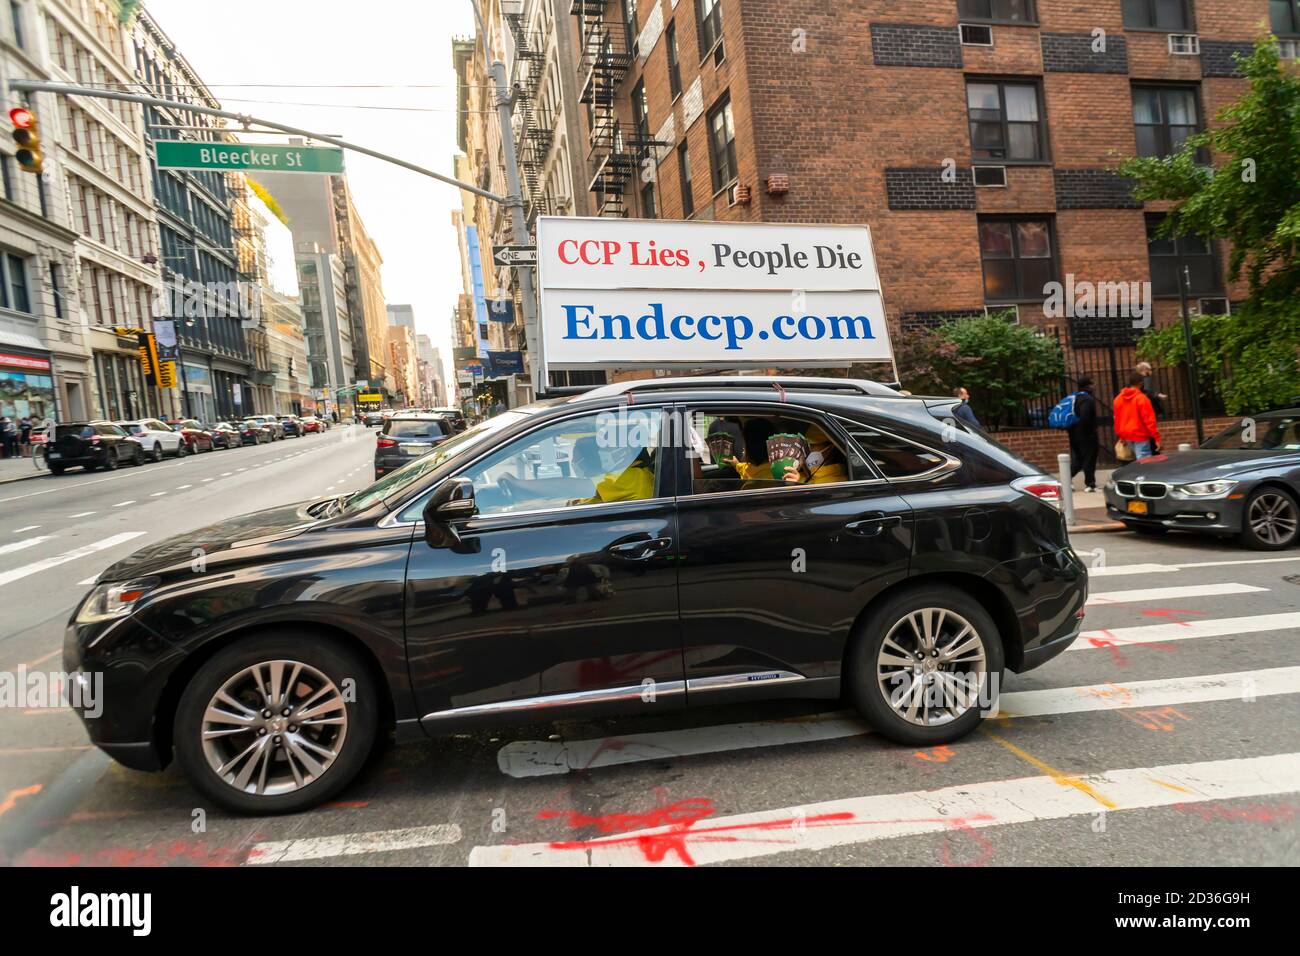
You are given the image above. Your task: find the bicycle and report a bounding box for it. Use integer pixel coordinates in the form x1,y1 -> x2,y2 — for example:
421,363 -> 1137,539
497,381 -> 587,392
32,442 -> 47,471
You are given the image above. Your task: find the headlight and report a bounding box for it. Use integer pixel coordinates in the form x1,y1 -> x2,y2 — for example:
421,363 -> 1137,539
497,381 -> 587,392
1173,479 -> 1238,498
75,578 -> 159,624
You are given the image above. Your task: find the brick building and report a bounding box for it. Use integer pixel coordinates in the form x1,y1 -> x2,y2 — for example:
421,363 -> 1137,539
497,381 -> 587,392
563,0 -> 1291,459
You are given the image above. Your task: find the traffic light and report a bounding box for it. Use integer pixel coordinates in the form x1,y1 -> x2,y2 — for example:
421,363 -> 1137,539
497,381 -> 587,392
9,107 -> 42,174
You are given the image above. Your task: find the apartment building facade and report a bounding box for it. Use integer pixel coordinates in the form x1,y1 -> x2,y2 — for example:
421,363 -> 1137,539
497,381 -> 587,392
565,0 -> 1287,411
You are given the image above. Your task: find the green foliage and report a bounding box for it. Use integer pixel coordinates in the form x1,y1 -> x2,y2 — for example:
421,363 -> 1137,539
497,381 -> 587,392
1120,38 -> 1300,413
896,313 -> 1065,428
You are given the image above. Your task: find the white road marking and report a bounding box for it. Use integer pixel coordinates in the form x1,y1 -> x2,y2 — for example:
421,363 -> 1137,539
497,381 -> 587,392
471,752 -> 1300,866
1090,555 -> 1300,577
221,472 -> 232,477
176,484 -> 192,490
0,459 -> 188,503
245,824 -> 463,865
150,492 -> 166,497
0,536 -> 53,557
201,478 -> 213,482
1077,612 -> 1300,649
0,533 -> 145,588
113,500 -> 135,508
67,511 -> 95,518
498,666 -> 1300,778
77,575 -> 97,585
1086,582 -> 1267,605
12,525 -> 40,533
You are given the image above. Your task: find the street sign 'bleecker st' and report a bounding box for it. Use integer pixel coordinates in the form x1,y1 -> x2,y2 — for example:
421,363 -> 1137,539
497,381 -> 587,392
155,141 -> 345,174
535,217 -> 893,372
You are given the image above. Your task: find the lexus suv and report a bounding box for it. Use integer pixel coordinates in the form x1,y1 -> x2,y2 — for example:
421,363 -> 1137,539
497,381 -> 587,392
66,377 -> 1087,814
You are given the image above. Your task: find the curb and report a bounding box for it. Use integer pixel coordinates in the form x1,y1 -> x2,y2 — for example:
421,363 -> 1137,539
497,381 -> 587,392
1068,521 -> 1128,534
0,470 -> 42,485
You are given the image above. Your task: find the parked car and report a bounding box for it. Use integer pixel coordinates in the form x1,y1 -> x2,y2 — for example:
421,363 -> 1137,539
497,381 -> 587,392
166,419 -> 215,454
46,422 -> 145,474
248,415 -> 284,441
68,376 -> 1086,813
431,406 -> 467,433
1105,408 -> 1300,549
278,414 -> 304,438
239,418 -> 273,445
299,416 -> 324,434
118,419 -> 186,461
374,413 -> 452,480
208,422 -> 241,449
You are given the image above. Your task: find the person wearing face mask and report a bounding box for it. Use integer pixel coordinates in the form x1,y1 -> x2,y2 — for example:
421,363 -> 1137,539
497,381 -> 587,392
783,423 -> 849,484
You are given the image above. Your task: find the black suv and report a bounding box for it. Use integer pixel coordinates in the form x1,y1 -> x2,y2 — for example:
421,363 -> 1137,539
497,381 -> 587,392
66,377 -> 1087,813
374,413 -> 452,479
47,422 -> 145,474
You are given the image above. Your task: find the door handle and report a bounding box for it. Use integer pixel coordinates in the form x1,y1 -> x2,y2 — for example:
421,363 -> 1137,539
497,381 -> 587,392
844,513 -> 903,537
606,536 -> 673,560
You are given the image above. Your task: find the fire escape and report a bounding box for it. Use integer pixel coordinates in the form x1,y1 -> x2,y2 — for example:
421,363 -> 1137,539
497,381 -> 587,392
503,7 -> 554,227
573,0 -> 635,217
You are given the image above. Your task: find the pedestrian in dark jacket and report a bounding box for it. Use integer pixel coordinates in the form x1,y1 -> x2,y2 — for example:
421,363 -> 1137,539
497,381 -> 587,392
1068,377 -> 1099,492
952,387 -> 981,428
1135,361 -> 1167,417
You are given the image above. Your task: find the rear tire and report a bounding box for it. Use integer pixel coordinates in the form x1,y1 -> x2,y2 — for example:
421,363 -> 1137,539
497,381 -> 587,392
1239,487 -> 1299,551
173,632 -> 378,815
103,452 -> 119,471
151,443 -> 163,462
49,464 -> 65,475
846,585 -> 1004,747
133,446 -> 146,466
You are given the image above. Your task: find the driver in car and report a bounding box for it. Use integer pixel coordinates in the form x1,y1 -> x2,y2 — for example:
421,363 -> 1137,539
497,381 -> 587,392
569,436 -> 655,505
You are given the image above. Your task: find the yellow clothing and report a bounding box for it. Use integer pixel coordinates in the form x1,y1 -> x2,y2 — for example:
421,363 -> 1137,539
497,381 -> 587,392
582,464 -> 655,504
734,461 -> 773,481
808,462 -> 849,484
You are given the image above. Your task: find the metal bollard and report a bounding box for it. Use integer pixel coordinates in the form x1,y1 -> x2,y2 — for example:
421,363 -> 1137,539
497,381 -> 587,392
1058,452 -> 1075,525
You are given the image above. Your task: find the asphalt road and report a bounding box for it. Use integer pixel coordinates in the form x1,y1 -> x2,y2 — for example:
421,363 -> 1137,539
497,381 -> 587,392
0,439 -> 1297,867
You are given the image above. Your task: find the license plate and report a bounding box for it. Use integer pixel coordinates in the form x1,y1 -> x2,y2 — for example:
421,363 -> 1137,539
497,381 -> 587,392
1127,500 -> 1148,515
48,452 -> 61,459
400,443 -> 428,455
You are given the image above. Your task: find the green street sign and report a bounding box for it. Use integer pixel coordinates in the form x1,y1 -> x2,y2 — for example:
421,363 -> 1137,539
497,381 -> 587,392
155,140 -> 345,174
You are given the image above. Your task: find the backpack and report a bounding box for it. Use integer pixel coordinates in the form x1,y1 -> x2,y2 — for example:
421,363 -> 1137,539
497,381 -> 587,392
1048,391 -> 1085,429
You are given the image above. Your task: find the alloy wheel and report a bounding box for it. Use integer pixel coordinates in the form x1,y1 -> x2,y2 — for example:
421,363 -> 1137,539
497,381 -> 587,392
199,660 -> 349,796
876,608 -> 988,727
1248,492 -> 1298,546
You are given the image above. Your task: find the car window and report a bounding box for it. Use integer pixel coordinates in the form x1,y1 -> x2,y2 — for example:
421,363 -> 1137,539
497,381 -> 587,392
57,425 -> 95,440
449,408 -> 663,518
384,419 -> 446,439
1203,416 -> 1300,451
683,410 -> 855,494
124,423 -> 145,434
839,422 -> 949,478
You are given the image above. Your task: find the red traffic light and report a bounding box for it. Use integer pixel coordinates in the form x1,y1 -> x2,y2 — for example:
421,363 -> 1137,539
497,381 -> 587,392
9,107 -> 33,128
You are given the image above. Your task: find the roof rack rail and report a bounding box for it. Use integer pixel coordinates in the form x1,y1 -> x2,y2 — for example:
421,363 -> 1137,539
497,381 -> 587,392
578,375 -> 901,401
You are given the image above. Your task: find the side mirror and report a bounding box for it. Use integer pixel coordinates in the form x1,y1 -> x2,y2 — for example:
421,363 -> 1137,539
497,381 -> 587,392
424,476 -> 476,523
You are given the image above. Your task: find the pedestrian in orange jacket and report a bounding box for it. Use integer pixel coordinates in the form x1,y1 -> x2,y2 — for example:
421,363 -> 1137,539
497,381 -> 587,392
1113,372 -> 1161,460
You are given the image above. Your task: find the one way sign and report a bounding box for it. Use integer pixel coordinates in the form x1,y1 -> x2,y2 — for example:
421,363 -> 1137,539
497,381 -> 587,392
493,245 -> 537,267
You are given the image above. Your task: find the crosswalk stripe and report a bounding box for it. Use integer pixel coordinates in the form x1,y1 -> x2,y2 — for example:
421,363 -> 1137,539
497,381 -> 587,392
1090,555 -> 1300,577
470,752 -> 1300,867
1086,582 -> 1266,605
0,536 -> 53,557
497,666 -> 1300,779
0,533 -> 145,588
245,824 -> 462,865
1076,613 -> 1300,649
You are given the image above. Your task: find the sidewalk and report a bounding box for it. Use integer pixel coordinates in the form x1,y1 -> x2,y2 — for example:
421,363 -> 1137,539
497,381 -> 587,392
1063,467 -> 1126,534
0,454 -> 43,485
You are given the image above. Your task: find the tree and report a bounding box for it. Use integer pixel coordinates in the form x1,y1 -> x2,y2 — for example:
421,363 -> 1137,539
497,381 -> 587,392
1119,39 -> 1300,413
895,313 -> 1064,428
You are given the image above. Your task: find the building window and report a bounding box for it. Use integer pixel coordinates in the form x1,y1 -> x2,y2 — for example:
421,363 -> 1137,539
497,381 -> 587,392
677,142 -> 695,217
666,21 -> 683,99
1273,0 -> 1300,35
707,95 -> 737,192
697,0 -> 724,62
957,0 -> 1036,23
1146,215 -> 1221,296
49,262 -> 62,318
1122,0 -> 1193,31
9,0 -> 23,49
1,154 -> 11,201
1133,85 -> 1202,159
0,252 -> 31,313
641,180 -> 657,218
623,0 -> 638,49
967,80 -> 1046,162
978,217 -> 1057,301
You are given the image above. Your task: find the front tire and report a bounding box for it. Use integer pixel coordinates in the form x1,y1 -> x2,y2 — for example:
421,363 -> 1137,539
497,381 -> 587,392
846,586 -> 1004,747
173,633 -> 378,814
1240,487 -> 1299,550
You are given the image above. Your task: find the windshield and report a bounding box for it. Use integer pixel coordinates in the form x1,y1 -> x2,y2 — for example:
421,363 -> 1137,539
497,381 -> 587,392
341,406 -> 541,516
383,419 -> 447,439
1203,415 -> 1300,451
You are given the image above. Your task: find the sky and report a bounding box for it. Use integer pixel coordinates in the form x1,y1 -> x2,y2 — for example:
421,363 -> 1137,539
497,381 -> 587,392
144,0 -> 481,396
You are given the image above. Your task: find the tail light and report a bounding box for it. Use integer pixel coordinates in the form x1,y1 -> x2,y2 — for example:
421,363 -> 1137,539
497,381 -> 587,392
1011,475 -> 1062,503
377,437 -> 397,448
89,435 -> 101,444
